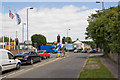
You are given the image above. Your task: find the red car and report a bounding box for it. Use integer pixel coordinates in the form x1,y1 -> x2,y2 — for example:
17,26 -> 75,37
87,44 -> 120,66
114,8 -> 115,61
37,50 -> 50,59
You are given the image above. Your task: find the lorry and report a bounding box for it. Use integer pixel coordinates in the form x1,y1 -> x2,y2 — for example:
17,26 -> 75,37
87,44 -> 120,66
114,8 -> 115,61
40,45 -> 58,53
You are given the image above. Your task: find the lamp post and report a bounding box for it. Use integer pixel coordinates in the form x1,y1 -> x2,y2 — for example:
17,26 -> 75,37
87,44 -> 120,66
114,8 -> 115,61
67,29 -> 71,44
96,1 -> 105,10
22,23 -> 26,43
27,7 -> 33,50
27,7 -> 34,42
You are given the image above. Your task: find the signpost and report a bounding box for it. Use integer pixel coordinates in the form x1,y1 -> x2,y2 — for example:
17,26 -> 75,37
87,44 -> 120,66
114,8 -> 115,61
24,41 -> 32,45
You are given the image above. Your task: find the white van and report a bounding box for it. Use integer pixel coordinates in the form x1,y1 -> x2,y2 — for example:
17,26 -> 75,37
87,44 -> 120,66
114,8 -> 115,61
0,49 -> 21,72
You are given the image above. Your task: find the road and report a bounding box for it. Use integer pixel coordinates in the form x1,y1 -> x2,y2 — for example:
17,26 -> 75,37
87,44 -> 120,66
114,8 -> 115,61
2,52 -> 90,79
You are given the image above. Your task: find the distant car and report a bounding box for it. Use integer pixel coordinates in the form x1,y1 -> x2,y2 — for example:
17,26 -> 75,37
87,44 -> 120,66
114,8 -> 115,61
89,49 -> 96,53
37,50 -> 50,59
81,49 -> 87,53
0,49 -> 21,72
14,51 -> 41,65
74,49 -> 81,53
98,49 -> 102,53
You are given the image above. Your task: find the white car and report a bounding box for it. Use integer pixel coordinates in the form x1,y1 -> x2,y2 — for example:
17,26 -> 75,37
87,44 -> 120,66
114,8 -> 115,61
0,49 -> 21,72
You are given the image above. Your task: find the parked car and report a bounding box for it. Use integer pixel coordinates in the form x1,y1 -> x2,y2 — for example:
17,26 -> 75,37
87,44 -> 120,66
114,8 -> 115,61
89,49 -> 96,53
14,51 -> 41,65
37,50 -> 50,59
98,49 -> 102,53
0,49 -> 21,72
74,49 -> 81,53
81,49 -> 87,53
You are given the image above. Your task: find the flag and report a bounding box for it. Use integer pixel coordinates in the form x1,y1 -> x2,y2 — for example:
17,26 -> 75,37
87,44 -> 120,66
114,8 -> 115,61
9,10 -> 14,19
15,13 -> 21,25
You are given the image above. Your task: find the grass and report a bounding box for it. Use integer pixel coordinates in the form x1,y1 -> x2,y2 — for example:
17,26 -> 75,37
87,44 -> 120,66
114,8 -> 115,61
79,57 -> 115,79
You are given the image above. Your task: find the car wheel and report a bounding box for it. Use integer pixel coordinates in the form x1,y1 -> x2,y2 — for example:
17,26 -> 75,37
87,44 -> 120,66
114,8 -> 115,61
45,56 -> 47,59
39,57 -> 41,62
16,63 -> 21,70
44,56 -> 46,59
48,55 -> 50,58
30,59 -> 34,65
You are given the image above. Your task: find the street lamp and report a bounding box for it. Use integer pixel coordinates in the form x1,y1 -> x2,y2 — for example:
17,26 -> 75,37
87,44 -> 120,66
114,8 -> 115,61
96,1 -> 105,10
22,23 -> 26,43
27,7 -> 34,42
67,29 -> 71,43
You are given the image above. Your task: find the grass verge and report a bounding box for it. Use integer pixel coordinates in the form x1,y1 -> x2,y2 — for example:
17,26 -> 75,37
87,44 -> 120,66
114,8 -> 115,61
79,57 -> 115,79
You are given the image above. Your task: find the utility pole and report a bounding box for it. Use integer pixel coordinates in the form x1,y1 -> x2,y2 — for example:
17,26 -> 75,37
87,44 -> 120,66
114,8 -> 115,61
96,1 -> 105,10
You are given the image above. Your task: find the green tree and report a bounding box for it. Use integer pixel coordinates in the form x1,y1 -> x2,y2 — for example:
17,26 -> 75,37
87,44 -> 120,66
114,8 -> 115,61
65,37 -> 72,43
86,6 -> 120,55
31,34 -> 47,49
0,36 -> 14,42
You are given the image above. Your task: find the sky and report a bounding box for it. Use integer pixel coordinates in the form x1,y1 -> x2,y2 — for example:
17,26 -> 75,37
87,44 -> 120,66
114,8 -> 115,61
0,1 -> 119,42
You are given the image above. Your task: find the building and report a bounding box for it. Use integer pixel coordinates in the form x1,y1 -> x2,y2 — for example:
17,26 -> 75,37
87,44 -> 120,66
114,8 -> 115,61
73,39 -> 91,49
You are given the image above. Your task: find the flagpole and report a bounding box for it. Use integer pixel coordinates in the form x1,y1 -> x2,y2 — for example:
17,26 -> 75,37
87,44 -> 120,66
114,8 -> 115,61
9,36 -> 10,50
14,38 -> 15,50
2,3 -> 5,49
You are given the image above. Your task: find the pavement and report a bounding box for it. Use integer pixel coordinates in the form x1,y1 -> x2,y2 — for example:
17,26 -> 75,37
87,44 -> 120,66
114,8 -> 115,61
2,52 -> 90,79
90,53 -> 119,79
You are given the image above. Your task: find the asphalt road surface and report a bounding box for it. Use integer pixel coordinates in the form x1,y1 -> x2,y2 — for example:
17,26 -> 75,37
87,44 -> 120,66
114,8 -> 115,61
2,52 -> 90,79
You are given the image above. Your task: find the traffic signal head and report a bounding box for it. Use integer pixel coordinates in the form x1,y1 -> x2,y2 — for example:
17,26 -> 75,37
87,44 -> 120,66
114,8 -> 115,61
62,37 -> 65,44
16,39 -> 19,45
57,35 -> 60,43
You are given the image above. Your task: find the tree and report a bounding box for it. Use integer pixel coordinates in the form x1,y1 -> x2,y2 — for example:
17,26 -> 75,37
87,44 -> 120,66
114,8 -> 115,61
65,37 -> 72,43
31,34 -> 47,49
85,6 -> 120,55
0,36 -> 14,42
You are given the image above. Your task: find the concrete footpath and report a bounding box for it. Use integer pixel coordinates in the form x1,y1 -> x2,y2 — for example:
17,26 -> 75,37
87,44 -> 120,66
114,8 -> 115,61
90,53 -> 119,79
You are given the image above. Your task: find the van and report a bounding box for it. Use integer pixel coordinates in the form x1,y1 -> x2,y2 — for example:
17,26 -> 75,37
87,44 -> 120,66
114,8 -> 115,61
0,49 -> 21,72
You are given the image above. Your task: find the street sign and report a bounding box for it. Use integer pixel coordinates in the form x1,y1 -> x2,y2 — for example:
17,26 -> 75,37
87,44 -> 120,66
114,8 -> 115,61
24,41 -> 32,45
66,44 -> 73,50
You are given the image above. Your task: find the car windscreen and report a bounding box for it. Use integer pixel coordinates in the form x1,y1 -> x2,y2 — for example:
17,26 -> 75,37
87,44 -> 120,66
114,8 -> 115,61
37,51 -> 43,53
18,51 -> 30,55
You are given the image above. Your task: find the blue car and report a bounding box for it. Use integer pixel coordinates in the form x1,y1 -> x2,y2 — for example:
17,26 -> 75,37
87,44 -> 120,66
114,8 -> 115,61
15,51 -> 41,65
89,49 -> 96,53
81,49 -> 87,53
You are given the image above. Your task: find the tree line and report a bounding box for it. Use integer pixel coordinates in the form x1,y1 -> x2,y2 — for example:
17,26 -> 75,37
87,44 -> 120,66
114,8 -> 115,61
85,6 -> 120,55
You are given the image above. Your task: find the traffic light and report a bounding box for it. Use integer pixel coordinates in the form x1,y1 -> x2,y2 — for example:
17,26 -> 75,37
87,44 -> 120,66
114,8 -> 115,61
57,35 -> 60,43
16,39 -> 19,46
62,37 -> 65,44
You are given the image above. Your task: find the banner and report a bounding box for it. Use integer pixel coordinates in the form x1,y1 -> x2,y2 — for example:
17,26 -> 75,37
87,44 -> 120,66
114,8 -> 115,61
15,13 -> 21,25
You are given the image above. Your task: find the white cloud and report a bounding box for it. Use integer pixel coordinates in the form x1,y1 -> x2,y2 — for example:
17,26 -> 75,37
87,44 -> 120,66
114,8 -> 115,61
0,5 -> 98,42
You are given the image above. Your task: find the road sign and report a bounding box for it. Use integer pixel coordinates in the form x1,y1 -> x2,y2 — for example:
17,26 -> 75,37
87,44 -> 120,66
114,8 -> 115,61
66,44 -> 73,50
24,41 -> 32,45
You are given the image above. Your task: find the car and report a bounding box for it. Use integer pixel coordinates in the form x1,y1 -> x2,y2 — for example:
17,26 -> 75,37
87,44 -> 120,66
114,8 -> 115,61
89,49 -> 96,53
14,51 -> 41,65
81,49 -> 87,53
74,49 -> 81,53
0,49 -> 21,72
37,50 -> 50,59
